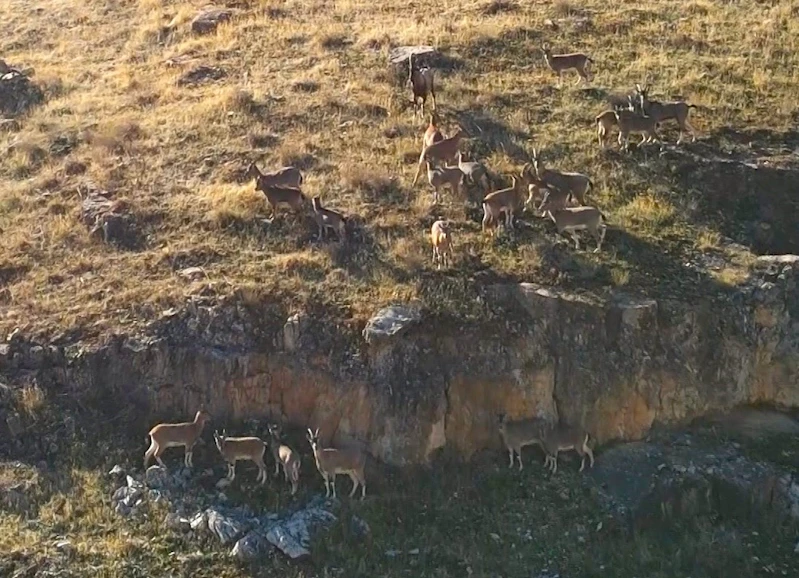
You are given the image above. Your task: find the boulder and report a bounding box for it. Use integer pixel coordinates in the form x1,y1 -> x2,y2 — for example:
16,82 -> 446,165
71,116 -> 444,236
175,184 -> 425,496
207,508 -> 248,544
266,498 -> 338,559
231,531 -> 272,561
145,466 -> 170,489
191,7 -> 235,35
0,65 -> 44,117
362,305 -> 421,344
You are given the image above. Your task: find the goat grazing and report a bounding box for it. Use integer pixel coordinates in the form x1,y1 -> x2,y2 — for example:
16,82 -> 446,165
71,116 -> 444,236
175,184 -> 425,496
542,44 -> 594,86
423,111 -> 444,148
213,430 -> 268,485
426,161 -> 463,204
407,53 -> 436,119
246,162 -> 303,190
531,148 -> 593,205
307,428 -> 367,500
412,127 -> 466,185
540,425 -> 595,474
144,407 -> 212,470
538,191 -> 607,252
635,83 -> 698,143
311,196 -> 346,242
497,413 -> 547,471
266,424 -> 301,495
430,219 -> 453,270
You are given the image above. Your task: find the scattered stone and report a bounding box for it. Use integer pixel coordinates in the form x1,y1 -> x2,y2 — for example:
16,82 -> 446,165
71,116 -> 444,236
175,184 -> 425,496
191,7 -> 235,35
231,531 -> 272,561
80,190 -> 139,249
266,498 -> 338,559
190,511 -> 208,532
145,465 -> 171,489
215,477 -> 231,489
207,508 -> 247,544
164,513 -> 191,532
281,313 -> 306,352
54,539 -> 73,555
794,540 -> 799,554
5,412 -> 23,438
108,464 -> 125,477
349,515 -> 371,543
362,305 -> 421,344
179,267 -> 206,281
388,45 -> 437,65
177,65 -> 227,87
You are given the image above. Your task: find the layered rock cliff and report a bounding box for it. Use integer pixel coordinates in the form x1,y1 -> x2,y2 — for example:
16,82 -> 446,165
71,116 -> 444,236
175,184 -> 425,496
1,255 -> 797,466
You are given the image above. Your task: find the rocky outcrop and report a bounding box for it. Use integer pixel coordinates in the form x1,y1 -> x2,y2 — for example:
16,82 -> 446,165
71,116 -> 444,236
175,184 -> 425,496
1,256 -> 798,466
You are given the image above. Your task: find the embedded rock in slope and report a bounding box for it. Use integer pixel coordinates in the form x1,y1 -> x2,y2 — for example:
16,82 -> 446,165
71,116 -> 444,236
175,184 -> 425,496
362,305 -> 421,344
0,62 -> 44,117
191,7 -> 235,35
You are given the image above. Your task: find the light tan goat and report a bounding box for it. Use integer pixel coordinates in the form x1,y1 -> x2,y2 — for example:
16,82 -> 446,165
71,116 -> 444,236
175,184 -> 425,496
407,53 -> 436,119
635,84 -> 698,144
214,430 -> 268,485
538,191 -> 607,252
423,111 -> 444,149
430,219 -> 453,270
497,413 -> 547,471
246,162 -> 303,190
542,44 -> 594,86
144,407 -> 212,470
595,110 -> 619,149
307,428 -> 367,500
311,196 -> 346,242
540,424 -> 595,474
412,127 -> 466,186
615,102 -> 661,151
266,424 -> 301,495
481,165 -> 535,234
531,148 -> 594,206
426,161 -> 463,204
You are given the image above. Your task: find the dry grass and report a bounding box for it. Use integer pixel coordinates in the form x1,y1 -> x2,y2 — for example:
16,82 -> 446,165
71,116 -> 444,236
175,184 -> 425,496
1,0 -> 796,339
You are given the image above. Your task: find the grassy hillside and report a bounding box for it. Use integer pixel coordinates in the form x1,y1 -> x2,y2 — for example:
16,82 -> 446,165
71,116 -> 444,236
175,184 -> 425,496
1,0 -> 798,340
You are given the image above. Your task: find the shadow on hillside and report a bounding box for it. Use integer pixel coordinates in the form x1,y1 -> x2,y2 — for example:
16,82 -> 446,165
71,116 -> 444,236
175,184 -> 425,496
452,107 -> 532,164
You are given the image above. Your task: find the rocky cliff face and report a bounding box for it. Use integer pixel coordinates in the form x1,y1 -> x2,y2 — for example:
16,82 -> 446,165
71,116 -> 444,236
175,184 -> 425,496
1,256 -> 797,466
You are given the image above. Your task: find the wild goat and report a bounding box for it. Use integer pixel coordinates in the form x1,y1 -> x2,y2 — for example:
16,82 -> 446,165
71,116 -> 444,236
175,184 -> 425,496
615,99 -> 661,151
529,185 -> 572,217
266,424 -> 301,495
538,191 -> 607,252
542,44 -> 594,86
540,425 -> 595,474
307,428 -> 367,500
497,413 -> 547,471
423,111 -> 444,148
412,127 -> 466,186
595,110 -> 619,149
144,407 -> 212,470
481,168 -> 534,235
311,196 -> 346,242
260,184 -> 308,220
635,84 -> 698,143
531,148 -> 593,205
213,430 -> 268,485
456,151 -> 490,193
246,162 -> 303,190
426,161 -> 463,204
407,53 -> 436,119
430,219 -> 453,270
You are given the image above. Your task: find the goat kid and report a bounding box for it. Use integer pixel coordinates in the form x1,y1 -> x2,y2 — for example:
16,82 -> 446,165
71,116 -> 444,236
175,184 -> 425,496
430,219 -> 453,270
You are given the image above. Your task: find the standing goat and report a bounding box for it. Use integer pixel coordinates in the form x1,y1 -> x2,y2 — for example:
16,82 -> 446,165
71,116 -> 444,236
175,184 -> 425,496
430,219 -> 453,270
456,151 -> 490,194
407,53 -> 436,119
538,190 -> 607,252
213,430 -> 268,485
425,161 -> 463,204
635,84 -> 698,143
497,413 -> 547,471
540,424 -> 595,474
266,424 -> 301,495
531,148 -> 593,205
412,127 -> 466,185
311,196 -> 346,242
542,44 -> 594,86
614,98 -> 661,151
423,111 -> 444,148
481,166 -> 534,235
144,407 -> 212,470
306,428 -> 367,500
246,162 -> 303,190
